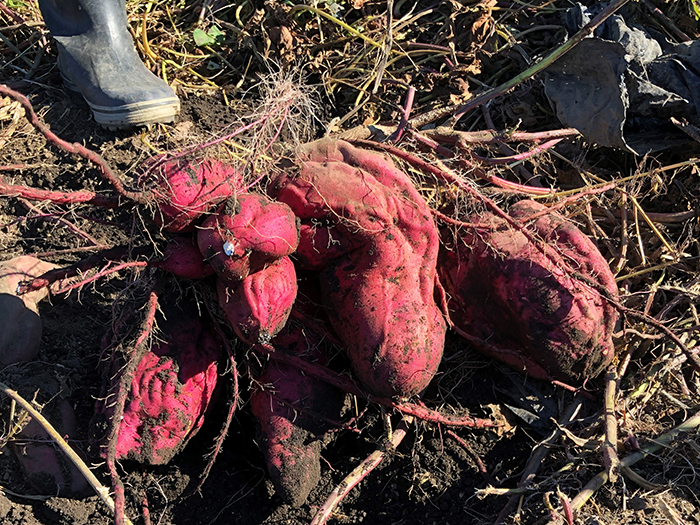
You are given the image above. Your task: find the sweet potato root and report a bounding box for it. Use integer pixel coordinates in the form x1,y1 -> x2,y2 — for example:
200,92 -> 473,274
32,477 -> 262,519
273,139 -> 446,398
217,256 -> 297,344
439,199 -> 618,383
250,326 -> 343,507
198,193 -> 299,282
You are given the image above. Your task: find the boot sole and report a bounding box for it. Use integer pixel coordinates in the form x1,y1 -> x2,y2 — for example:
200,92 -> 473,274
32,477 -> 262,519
61,72 -> 180,130
87,98 -> 181,130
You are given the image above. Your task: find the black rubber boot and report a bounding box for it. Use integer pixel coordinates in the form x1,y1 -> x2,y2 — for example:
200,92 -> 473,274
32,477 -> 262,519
38,0 -> 180,129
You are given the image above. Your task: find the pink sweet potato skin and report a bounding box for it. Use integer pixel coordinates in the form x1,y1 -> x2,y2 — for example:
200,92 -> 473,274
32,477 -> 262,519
198,193 -> 300,282
250,326 -> 343,507
152,158 -> 243,233
112,308 -> 221,464
439,200 -> 617,383
217,256 -> 297,343
273,139 -> 446,398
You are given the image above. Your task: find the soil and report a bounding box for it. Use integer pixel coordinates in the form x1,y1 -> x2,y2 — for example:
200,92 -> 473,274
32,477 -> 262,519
2,2 -> 700,525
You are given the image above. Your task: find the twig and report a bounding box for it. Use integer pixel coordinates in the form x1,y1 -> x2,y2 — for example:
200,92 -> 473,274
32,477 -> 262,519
450,0 -> 631,124
495,397 -> 583,524
310,415 -> 413,525
0,381 -> 134,525
641,0 -> 691,42
563,410 -> 700,520
389,86 -> 414,143
601,366 -> 619,483
421,127 -> 580,145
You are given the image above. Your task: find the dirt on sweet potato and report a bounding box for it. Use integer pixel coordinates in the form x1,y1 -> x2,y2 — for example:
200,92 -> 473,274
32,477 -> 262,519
439,199 -> 618,383
272,139 -> 446,398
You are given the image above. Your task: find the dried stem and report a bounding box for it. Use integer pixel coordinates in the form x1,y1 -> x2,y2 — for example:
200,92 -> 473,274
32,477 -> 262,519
0,381 -> 134,525
310,415 -> 413,525
562,410 -> 700,520
495,397 -> 583,524
601,367 -> 619,483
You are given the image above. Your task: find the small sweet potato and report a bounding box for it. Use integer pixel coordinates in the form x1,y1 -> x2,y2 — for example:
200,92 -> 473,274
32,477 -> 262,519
106,303 -> 221,465
151,158 -> 242,233
198,193 -> 299,282
439,199 -> 618,383
250,326 -> 343,507
217,256 -> 297,344
273,139 -> 446,398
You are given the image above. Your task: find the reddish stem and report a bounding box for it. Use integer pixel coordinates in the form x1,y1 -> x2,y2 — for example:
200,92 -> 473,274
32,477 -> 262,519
0,180 -> 122,207
257,344 -> 494,428
0,84 -> 149,204
390,86 -> 415,143
473,138 -> 563,165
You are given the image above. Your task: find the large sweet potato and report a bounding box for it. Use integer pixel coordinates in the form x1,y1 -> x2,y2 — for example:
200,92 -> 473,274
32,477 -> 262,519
439,199 -> 618,383
250,325 -> 343,507
98,301 -> 221,465
198,192 -> 299,282
272,139 -> 446,398
217,256 -> 297,344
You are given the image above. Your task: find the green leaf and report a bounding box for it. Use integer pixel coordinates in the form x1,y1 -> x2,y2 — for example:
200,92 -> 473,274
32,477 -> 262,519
193,28 -> 216,47
193,26 -> 225,47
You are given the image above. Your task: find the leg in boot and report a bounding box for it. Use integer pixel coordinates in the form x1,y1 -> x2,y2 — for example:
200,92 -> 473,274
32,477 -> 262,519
38,0 -> 180,130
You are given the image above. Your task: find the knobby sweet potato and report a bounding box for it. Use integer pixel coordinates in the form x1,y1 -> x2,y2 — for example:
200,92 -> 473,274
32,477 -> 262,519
273,139 -> 446,398
100,301 -> 221,465
439,199 -> 618,383
250,325 -> 343,507
151,158 -> 243,232
217,256 -> 297,344
198,193 -> 299,283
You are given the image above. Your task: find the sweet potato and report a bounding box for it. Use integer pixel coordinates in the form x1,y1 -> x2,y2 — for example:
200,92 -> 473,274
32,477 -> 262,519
217,256 -> 297,344
0,256 -> 60,365
273,139 -> 446,398
13,396 -> 90,497
151,235 -> 215,279
151,158 -> 243,232
102,302 -> 221,465
439,199 -> 618,383
250,326 -> 343,507
198,193 -> 299,282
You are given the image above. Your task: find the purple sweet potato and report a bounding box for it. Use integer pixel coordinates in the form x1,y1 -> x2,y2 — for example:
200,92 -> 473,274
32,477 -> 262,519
198,193 -> 299,282
250,325 -> 343,507
439,199 -> 618,383
273,139 -> 446,398
0,256 -> 60,365
217,256 -> 297,343
13,397 -> 90,497
107,304 -> 221,464
151,158 -> 243,232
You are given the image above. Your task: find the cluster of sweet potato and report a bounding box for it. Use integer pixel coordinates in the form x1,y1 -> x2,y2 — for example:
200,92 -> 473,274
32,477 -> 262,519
1,138 -> 618,508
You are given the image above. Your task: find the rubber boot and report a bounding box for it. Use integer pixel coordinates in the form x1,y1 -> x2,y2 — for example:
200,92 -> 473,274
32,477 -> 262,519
38,0 -> 180,129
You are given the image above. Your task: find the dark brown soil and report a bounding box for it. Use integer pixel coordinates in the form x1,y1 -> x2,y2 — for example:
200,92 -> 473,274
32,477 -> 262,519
2,2 -> 700,525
